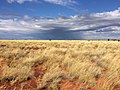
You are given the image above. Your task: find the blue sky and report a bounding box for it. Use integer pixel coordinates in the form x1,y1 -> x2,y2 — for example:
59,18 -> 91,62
0,0 -> 120,40
0,0 -> 120,17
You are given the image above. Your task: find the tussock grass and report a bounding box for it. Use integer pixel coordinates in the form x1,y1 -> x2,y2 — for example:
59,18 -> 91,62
0,40 -> 120,90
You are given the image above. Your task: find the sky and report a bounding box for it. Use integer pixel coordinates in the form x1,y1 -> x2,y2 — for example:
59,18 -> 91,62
0,0 -> 120,40
0,0 -> 120,17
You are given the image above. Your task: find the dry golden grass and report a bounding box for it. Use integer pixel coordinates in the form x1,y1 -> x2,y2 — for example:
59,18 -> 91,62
0,40 -> 120,90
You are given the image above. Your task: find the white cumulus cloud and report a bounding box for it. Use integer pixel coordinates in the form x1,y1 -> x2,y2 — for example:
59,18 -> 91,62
7,0 -> 37,4
43,0 -> 77,6
1,8 -> 120,39
6,0 -> 77,6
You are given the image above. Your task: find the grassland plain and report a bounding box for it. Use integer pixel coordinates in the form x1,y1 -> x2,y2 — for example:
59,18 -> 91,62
0,40 -> 120,90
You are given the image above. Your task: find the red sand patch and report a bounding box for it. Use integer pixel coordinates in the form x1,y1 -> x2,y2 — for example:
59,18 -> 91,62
0,64 -> 46,90
0,62 -> 120,90
59,79 -> 95,90
33,65 -> 46,77
0,81 -> 22,90
22,78 -> 37,90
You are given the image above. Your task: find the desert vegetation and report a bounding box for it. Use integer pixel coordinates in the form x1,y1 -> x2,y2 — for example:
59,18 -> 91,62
0,40 -> 120,90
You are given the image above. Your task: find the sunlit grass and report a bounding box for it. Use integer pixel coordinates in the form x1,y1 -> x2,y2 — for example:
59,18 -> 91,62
0,40 -> 120,90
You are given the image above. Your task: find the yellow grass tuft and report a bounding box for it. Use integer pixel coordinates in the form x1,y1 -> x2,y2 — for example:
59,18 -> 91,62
0,40 -> 120,90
